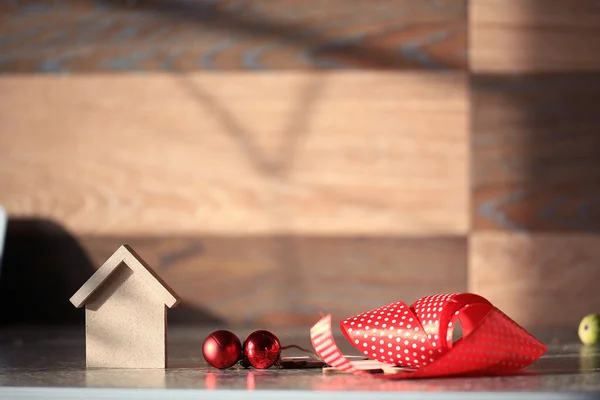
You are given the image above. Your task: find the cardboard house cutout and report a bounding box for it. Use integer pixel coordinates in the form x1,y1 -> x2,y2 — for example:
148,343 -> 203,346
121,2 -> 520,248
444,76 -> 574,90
70,244 -> 179,368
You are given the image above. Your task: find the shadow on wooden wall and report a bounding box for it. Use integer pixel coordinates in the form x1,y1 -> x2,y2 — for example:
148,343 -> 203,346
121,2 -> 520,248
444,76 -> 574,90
0,218 -> 225,326
1,1 -> 597,331
0,1 -> 470,327
470,0 -> 600,328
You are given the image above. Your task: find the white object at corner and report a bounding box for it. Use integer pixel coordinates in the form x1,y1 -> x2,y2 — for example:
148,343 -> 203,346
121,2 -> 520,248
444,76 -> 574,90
0,205 -> 6,274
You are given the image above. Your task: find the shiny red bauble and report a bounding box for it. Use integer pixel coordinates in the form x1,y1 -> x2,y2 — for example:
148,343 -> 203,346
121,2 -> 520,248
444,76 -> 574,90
242,330 -> 281,369
202,330 -> 242,369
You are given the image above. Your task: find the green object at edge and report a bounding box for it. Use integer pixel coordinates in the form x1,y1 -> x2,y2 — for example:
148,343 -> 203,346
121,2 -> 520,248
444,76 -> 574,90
579,313 -> 600,345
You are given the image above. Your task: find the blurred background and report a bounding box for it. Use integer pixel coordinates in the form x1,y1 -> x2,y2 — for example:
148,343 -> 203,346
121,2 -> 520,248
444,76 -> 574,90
0,0 -> 598,336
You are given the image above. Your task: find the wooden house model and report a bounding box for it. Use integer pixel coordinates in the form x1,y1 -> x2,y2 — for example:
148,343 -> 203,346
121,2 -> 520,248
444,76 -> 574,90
70,244 -> 179,368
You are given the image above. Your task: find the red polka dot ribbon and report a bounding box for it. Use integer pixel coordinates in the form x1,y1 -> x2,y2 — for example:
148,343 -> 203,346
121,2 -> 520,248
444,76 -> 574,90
310,293 -> 547,379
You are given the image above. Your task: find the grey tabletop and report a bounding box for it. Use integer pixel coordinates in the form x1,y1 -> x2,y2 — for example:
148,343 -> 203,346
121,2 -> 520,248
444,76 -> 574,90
0,326 -> 599,400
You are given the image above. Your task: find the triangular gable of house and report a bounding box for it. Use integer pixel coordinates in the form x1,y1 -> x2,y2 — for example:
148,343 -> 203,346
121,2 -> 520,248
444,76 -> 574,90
70,244 -> 180,309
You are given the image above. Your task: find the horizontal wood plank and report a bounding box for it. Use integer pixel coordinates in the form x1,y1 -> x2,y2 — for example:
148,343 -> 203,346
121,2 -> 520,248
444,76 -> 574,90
472,74 -> 600,232
0,218 -> 467,326
84,235 -> 468,327
469,232 -> 600,329
0,0 -> 467,72
0,72 -> 469,236
471,0 -> 600,73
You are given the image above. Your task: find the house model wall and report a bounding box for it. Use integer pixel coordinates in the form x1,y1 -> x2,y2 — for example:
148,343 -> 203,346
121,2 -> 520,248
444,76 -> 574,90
70,244 -> 179,368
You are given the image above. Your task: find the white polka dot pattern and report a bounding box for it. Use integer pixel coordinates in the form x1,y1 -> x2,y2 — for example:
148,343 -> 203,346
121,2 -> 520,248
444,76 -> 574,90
312,293 -> 548,379
339,300 -> 432,369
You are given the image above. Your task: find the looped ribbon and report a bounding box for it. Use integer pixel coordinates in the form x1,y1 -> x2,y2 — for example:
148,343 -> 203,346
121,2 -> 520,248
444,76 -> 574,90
310,293 -> 547,379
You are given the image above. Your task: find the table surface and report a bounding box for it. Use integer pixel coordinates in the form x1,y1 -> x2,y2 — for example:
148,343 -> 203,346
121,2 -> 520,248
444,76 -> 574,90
0,326 -> 599,400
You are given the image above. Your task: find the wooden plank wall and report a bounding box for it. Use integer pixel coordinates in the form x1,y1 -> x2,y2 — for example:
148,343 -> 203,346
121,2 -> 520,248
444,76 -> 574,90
470,0 -> 600,329
0,0 -> 469,327
1,0 -> 599,330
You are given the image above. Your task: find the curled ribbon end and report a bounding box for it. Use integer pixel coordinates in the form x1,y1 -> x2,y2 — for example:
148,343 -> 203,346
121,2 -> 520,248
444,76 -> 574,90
310,314 -> 363,375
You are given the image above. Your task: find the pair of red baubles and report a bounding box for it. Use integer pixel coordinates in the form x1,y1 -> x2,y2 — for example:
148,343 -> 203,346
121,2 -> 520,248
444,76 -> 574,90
202,329 -> 281,369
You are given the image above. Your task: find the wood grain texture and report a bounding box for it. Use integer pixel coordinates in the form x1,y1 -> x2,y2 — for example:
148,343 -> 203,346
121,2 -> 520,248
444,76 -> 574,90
472,74 -> 600,232
0,0 -> 467,72
471,0 -> 600,73
0,72 -> 469,236
80,235 -> 467,327
469,232 -> 600,329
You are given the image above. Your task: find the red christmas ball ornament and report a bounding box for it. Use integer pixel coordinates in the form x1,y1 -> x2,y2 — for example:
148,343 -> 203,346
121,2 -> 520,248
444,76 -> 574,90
242,330 -> 281,369
202,330 -> 242,369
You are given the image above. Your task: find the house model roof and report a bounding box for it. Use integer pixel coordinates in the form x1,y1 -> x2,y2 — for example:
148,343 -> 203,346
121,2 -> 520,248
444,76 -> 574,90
70,244 -> 180,308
